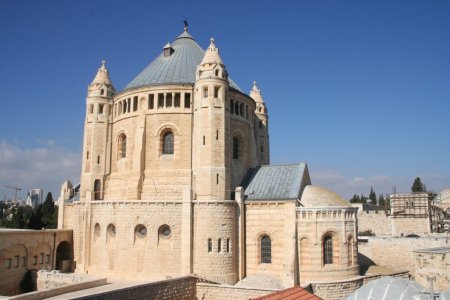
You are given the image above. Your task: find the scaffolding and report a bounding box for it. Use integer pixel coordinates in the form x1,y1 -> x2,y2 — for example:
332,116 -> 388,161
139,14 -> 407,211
389,192 -> 450,233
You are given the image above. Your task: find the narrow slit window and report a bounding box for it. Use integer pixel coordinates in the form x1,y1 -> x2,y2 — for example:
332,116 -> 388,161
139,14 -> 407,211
99,104 -> 104,114
127,98 -> 131,112
218,238 -> 221,252
208,238 -> 212,252
148,94 -> 154,109
166,93 -> 173,108
184,93 -> 191,108
133,96 -> 138,112
203,135 -> 205,145
174,93 -> 180,107
216,130 -> 219,140
97,155 -> 100,164
230,100 -> 234,114
216,173 -> 219,185
203,87 -> 208,98
158,94 -> 164,108
226,238 -> 230,253
214,86 -> 220,98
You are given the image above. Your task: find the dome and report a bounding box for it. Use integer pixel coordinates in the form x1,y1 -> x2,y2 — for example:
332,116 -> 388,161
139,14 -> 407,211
345,276 -> 450,300
300,185 -> 350,207
125,30 -> 241,91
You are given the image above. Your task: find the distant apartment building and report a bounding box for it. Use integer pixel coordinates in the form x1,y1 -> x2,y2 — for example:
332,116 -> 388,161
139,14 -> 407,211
26,189 -> 43,208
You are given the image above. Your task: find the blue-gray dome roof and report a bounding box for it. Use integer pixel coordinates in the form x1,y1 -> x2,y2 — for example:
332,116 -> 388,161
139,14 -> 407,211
125,31 -> 241,91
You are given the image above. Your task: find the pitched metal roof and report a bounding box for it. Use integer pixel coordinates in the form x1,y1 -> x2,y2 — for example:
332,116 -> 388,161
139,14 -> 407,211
254,286 -> 323,300
125,30 -> 241,91
242,164 -> 307,201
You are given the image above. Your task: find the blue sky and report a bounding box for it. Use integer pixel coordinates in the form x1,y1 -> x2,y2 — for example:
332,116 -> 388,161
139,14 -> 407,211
0,0 -> 449,200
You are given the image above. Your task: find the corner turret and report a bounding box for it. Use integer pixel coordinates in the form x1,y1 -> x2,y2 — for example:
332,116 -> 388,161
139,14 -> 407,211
250,81 -> 270,165
80,60 -> 115,202
193,38 -> 230,200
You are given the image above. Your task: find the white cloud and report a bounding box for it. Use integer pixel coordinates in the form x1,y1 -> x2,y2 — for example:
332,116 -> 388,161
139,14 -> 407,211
0,141 -> 81,200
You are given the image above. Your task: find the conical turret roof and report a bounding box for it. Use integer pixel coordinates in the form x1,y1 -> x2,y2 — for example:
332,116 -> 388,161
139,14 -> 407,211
200,38 -> 223,65
91,60 -> 112,85
125,29 -> 241,91
250,81 -> 264,103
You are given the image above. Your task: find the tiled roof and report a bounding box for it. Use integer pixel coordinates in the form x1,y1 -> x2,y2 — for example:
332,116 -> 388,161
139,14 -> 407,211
253,286 -> 322,300
125,30 -> 241,91
242,164 -> 307,201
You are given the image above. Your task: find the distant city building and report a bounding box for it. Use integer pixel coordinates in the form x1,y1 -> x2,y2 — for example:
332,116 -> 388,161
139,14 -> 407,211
26,189 -> 43,208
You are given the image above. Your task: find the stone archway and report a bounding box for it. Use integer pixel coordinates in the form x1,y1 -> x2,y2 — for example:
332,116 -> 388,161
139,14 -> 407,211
55,241 -> 73,272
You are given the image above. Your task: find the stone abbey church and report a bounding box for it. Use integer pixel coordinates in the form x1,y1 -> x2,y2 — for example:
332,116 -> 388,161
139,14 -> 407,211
59,25 -> 359,288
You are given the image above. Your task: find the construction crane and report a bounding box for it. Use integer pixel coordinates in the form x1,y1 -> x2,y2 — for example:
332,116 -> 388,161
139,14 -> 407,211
2,185 -> 22,202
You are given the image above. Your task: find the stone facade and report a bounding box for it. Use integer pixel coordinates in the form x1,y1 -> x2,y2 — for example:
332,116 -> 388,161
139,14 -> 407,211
414,247 -> 450,292
358,235 -> 450,277
59,25 -> 359,290
0,229 -> 72,296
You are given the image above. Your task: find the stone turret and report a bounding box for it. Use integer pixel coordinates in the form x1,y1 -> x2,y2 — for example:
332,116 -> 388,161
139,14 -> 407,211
80,60 -> 115,202
250,81 -> 270,165
193,38 -> 230,200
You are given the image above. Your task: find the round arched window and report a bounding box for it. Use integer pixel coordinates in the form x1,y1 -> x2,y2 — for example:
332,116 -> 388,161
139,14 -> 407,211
159,225 -> 171,238
94,223 -> 100,237
135,224 -> 147,238
107,224 -> 116,237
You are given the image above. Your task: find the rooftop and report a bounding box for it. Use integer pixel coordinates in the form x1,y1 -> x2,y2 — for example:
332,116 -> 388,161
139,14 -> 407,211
125,29 -> 241,91
241,164 -> 308,201
254,286 -> 323,300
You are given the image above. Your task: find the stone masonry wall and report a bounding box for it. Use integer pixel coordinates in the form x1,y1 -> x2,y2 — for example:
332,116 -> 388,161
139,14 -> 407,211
358,235 -> 450,276
196,282 -> 277,300
75,276 -> 197,300
356,210 -> 391,236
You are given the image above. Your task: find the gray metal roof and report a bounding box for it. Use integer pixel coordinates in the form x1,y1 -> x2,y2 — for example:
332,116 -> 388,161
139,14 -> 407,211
125,31 -> 241,91
242,164 -> 307,201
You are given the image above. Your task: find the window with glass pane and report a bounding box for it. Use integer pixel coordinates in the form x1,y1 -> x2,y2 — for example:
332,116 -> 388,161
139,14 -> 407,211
163,132 -> 174,154
261,236 -> 271,263
323,235 -> 333,264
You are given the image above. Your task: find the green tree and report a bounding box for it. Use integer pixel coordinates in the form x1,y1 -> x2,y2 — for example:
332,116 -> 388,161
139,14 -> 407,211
28,206 -> 43,229
411,177 -> 426,192
369,186 -> 377,205
349,194 -> 360,203
378,194 -> 386,207
40,192 -> 57,229
361,194 -> 369,204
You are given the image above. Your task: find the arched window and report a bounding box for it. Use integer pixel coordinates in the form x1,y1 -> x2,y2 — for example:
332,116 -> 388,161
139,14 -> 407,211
323,235 -> 333,265
232,137 -> 240,159
119,133 -> 126,158
347,236 -> 354,266
162,132 -> 174,154
261,235 -> 271,263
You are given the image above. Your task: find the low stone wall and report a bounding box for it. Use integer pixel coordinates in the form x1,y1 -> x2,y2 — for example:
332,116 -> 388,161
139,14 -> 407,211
36,270 -> 101,290
196,282 -> 278,300
7,271 -> 106,300
358,235 -> 450,276
74,276 -> 197,300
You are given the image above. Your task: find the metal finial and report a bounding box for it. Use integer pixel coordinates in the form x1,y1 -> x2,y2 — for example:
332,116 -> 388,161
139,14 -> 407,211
183,18 -> 188,31
101,60 -> 106,67
210,37 -> 215,43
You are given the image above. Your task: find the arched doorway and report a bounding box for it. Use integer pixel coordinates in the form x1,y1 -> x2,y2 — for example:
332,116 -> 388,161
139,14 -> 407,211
56,241 -> 73,272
